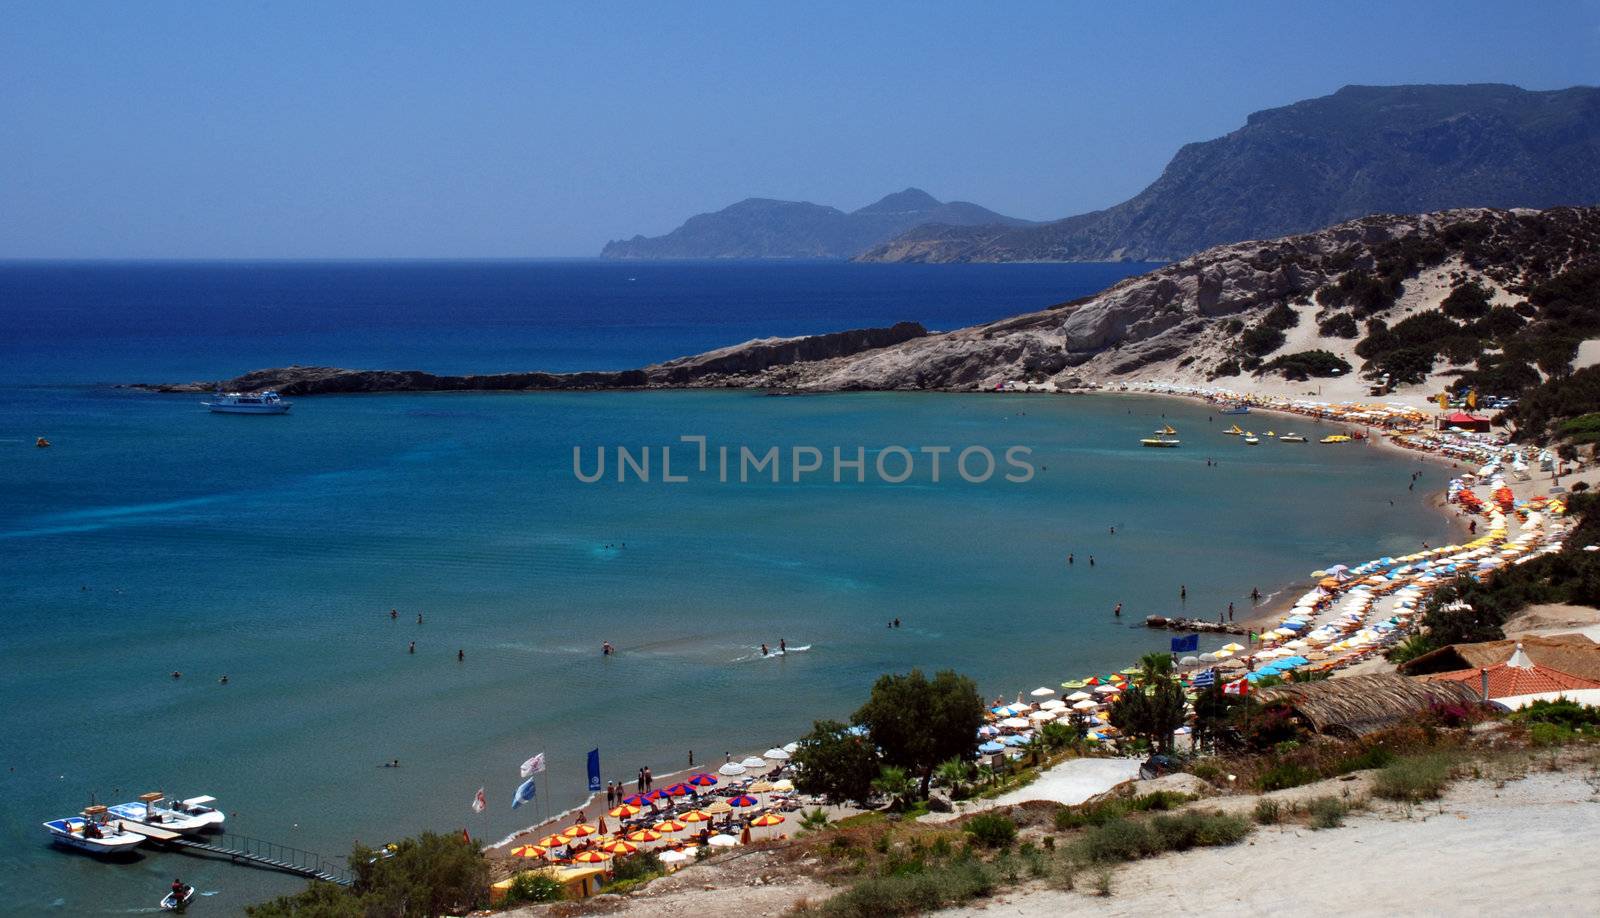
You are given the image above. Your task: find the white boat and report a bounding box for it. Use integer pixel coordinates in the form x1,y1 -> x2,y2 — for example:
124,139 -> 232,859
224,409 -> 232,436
161,884 -> 196,911
1279,434 -> 1307,443
1140,437 -> 1181,448
1243,434 -> 1260,445
202,389 -> 292,414
108,792 -> 223,835
42,805 -> 144,855
168,794 -> 226,830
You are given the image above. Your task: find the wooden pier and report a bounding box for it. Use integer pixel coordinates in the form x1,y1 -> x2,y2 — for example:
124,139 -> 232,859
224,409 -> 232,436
161,832 -> 352,886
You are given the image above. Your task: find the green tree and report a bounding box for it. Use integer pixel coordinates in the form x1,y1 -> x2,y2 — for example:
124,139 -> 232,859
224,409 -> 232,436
245,882 -> 366,917
1108,653 -> 1188,753
791,719 -> 879,806
247,832 -> 488,918
934,758 -> 970,798
871,765 -> 917,811
854,668 -> 986,796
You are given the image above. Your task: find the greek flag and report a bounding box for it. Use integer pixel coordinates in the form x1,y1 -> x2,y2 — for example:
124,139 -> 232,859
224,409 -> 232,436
1191,668 -> 1216,688
511,777 -> 536,809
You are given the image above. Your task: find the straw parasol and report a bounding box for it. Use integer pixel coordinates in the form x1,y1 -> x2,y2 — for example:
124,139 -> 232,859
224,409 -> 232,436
704,801 -> 733,815
748,780 -> 774,793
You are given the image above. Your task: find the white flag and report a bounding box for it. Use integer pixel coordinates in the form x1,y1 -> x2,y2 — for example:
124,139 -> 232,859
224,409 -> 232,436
520,752 -> 546,778
470,787 -> 486,814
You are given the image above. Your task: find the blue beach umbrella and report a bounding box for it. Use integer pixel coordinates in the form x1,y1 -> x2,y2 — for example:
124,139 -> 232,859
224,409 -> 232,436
978,741 -> 1005,754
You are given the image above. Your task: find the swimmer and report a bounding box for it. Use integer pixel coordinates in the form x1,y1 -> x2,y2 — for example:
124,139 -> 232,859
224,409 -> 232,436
218,675 -> 228,685
408,641 -> 415,654
761,643 -> 769,656
457,649 -> 464,662
1113,602 -> 1122,617
779,639 -> 786,653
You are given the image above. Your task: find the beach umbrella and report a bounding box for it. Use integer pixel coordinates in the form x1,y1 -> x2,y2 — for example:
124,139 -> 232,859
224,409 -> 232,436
763,748 -> 790,760
978,741 -> 1005,754
728,794 -> 760,808
621,793 -> 651,807
626,829 -> 663,843
748,780 -> 774,793
642,788 -> 671,802
510,844 -> 548,859
1028,709 -> 1057,722
609,804 -> 641,818
653,820 -> 686,833
740,756 -> 767,768
1221,642 -> 1245,653
707,834 -> 739,847
572,850 -> 612,864
782,742 -> 799,754
704,801 -> 733,815
1066,691 -> 1093,702
662,782 -> 696,797
679,809 -> 713,823
687,773 -> 719,787
600,839 -> 638,855
770,779 -> 794,792
536,833 -> 573,848
999,717 -> 1030,729
718,762 -> 747,776
1030,686 -> 1055,697
1072,699 -> 1099,711
1094,684 -> 1121,695
659,849 -> 691,864
750,813 -> 785,827
1060,679 -> 1088,689
563,823 -> 597,838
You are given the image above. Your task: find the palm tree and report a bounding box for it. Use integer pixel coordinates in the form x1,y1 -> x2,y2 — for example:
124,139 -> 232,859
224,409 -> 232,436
798,807 -> 830,833
975,763 -> 997,788
872,765 -> 917,811
934,758 -> 968,799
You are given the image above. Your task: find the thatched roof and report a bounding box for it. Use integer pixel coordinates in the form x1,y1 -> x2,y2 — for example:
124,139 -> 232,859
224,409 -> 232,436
1256,674 -> 1481,738
1399,635 -> 1600,680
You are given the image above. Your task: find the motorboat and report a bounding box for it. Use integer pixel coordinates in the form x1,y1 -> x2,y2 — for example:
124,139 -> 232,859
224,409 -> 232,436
202,390 -> 292,414
36,437 -> 51,448
1154,424 -> 1177,436
1219,403 -> 1251,415
167,794 -> 226,830
1243,434 -> 1261,445
1279,433 -> 1307,443
42,805 -> 144,855
1140,437 -> 1181,448
108,792 -> 223,835
161,884 -> 196,912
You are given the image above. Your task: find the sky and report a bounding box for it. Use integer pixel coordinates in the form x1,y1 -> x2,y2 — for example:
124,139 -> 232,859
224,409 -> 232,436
3,1 -> 1599,258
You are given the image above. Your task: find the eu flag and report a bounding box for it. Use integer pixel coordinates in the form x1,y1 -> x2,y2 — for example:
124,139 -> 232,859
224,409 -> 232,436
1170,634 -> 1199,653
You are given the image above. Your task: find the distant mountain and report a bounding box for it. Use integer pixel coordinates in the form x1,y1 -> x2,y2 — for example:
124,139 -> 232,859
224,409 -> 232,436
600,188 -> 1032,259
857,84 -> 1600,263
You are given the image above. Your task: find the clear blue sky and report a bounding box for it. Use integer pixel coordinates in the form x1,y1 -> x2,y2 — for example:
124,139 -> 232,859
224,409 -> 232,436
3,1 -> 1598,258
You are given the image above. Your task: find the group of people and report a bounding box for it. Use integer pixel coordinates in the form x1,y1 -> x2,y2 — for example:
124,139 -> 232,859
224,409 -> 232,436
601,765 -> 656,806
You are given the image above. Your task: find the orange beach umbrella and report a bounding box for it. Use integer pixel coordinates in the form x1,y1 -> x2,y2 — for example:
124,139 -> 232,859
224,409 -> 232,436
563,823 -> 597,838
536,833 -> 572,848
627,829 -> 663,843
600,839 -> 638,855
679,809 -> 713,823
750,813 -> 785,827
609,804 -> 641,818
572,850 -> 613,864
509,844 -> 548,859
653,820 -> 686,833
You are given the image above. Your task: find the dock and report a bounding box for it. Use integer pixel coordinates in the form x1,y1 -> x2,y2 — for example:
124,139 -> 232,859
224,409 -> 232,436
116,822 -> 182,843
161,832 -> 352,886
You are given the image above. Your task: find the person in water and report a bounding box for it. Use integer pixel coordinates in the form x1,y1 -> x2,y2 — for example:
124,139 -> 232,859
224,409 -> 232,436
602,641 -> 614,656
390,608 -> 397,620
408,641 -> 415,654
218,674 -> 228,684
171,879 -> 187,902
1180,584 -> 1187,601
417,612 -> 424,624
779,639 -> 786,653
893,617 -> 901,628
760,643 -> 769,656
457,649 -> 464,662
1113,602 -> 1122,617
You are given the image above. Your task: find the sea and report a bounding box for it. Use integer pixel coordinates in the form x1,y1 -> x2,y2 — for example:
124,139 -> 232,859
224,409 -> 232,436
0,260 -> 1451,914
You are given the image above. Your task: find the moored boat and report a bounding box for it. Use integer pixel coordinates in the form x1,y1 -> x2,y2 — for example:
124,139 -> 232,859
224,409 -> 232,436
1140,437 -> 1181,448
109,792 -> 222,835
1218,403 -> 1251,415
1279,433 -> 1307,443
1223,424 -> 1244,436
1243,434 -> 1260,445
1154,424 -> 1177,436
42,805 -> 144,855
202,389 -> 292,414
1321,434 -> 1352,444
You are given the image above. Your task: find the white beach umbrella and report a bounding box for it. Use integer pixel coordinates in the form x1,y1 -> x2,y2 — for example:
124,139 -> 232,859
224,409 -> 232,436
999,717 -> 1030,729
659,849 -> 691,864
763,748 -> 790,760
718,762 -> 747,776
1066,691 -> 1093,702
740,756 -> 767,769
1029,686 -> 1055,697
1072,699 -> 1099,711
1028,709 -> 1057,723
782,742 -> 799,754
707,834 -> 739,847
1040,699 -> 1068,711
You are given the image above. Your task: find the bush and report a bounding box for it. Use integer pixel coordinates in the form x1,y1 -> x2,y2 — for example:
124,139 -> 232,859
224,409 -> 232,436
1255,761 -> 1318,792
1148,811 -> 1251,850
1333,745 -> 1397,774
1263,303 -> 1301,330
610,851 -> 663,883
963,812 -> 1017,849
1372,754 -> 1456,802
1305,796 -> 1349,830
1318,311 -> 1360,338
1260,349 -> 1353,380
503,871 -> 565,904
1253,798 -> 1282,825
820,858 -> 995,918
1072,817 -> 1161,863
1442,281 -> 1493,320
1241,324 -> 1287,356
1068,811 -> 1249,865
1512,697 -> 1600,729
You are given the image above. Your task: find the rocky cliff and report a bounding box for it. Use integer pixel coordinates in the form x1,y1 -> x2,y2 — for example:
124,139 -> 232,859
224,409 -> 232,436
858,84 -> 1600,264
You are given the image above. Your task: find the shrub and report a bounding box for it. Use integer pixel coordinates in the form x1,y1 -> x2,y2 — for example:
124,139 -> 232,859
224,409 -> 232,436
963,812 -> 1017,849
1261,350 -> 1352,380
1318,312 -> 1360,338
1255,761 -> 1318,792
502,871 -> 565,904
1372,754 -> 1456,802
1263,303 -> 1301,330
1148,811 -> 1251,850
1241,324 -> 1287,356
1442,281 -> 1493,320
1305,796 -> 1349,830
610,851 -> 662,883
1333,745 -> 1396,774
1512,697 -> 1600,729
1253,798 -> 1282,825
1072,817 -> 1160,863
820,858 -> 995,918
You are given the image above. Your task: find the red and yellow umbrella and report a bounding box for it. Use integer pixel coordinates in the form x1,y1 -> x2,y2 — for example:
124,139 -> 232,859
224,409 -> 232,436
608,804 -> 641,818
626,829 -> 663,843
563,823 -> 598,838
571,850 -> 613,864
749,813 -> 785,827
536,833 -> 572,848
600,839 -> 638,855
509,844 -> 549,858
678,809 -> 713,823
653,820 -> 686,833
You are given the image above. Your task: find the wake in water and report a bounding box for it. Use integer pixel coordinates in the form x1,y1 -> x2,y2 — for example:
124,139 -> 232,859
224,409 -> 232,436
730,644 -> 813,662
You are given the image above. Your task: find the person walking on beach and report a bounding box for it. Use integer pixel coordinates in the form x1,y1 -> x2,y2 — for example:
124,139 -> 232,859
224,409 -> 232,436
644,767 -> 653,790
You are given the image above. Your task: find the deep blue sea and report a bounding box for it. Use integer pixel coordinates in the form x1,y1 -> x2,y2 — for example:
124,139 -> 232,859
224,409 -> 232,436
0,260 -> 1451,914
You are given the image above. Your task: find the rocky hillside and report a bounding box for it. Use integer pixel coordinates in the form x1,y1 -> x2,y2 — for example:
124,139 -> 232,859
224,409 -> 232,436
731,207 -> 1600,394
600,188 -> 1031,259
857,84 -> 1600,264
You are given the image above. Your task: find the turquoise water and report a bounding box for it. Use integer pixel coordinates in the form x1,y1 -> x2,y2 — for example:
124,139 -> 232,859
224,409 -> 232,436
2,386 -> 1447,913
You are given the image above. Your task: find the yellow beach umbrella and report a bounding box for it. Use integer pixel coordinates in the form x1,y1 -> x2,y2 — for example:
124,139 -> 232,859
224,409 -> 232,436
572,850 -> 612,864
510,844 -> 548,859
750,813 -> 785,827
608,804 -> 641,818
536,833 -> 572,848
563,823 -> 597,838
653,820 -> 686,833
679,809 -> 713,823
600,839 -> 638,855
627,829 -> 663,843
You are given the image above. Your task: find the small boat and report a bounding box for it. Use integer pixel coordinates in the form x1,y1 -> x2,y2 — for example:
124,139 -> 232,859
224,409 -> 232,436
1140,438 -> 1181,448
42,805 -> 144,855
1219,403 -> 1251,415
109,792 -> 223,835
1154,424 -> 1177,436
1263,431 -> 1276,438
1243,434 -> 1260,445
168,795 -> 226,830
1321,435 -> 1352,444
161,884 -> 196,912
1223,424 -> 1244,436
1279,434 -> 1307,443
202,389 -> 292,414
35,437 -> 51,448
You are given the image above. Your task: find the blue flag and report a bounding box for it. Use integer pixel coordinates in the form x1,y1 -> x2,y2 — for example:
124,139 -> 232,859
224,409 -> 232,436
1192,668 -> 1216,688
586,748 -> 601,792
512,777 -> 536,809
1170,634 -> 1199,653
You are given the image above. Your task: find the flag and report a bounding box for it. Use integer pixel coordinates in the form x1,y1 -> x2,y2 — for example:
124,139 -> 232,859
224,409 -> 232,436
512,777 -> 536,809
1436,392 -> 1448,409
1191,668 -> 1215,688
520,752 -> 546,778
586,748 -> 602,792
1170,634 -> 1199,653
470,787 -> 486,814
1248,631 -> 1257,644
1223,678 -> 1250,697
462,828 -> 471,845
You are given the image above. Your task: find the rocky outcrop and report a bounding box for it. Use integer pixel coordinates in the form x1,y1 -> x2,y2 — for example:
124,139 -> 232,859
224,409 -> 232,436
134,323 -> 929,395
858,84 -> 1600,264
